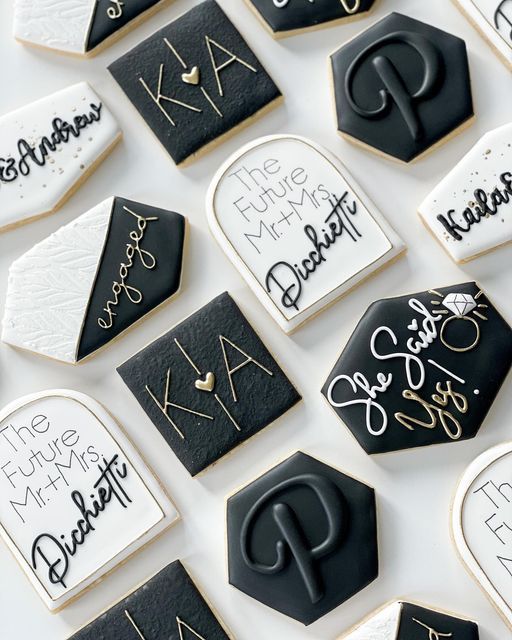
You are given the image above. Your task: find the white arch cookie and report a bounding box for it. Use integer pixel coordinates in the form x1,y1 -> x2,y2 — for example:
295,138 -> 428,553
0,82 -> 121,232
452,442 -> 512,629
0,390 -> 179,611
206,135 -> 405,334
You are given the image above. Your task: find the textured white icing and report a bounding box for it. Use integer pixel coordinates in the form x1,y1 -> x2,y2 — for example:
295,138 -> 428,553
455,0 -> 512,66
344,602 -> 401,640
207,135 -> 404,334
2,198 -> 114,363
0,82 -> 120,231
0,390 -> 179,610
13,0 -> 95,54
453,442 -> 512,628
419,123 -> 512,262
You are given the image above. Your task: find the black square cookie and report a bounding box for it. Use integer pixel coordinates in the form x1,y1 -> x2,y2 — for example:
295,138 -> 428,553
117,292 -> 301,475
109,0 -> 282,165
69,560 -> 231,639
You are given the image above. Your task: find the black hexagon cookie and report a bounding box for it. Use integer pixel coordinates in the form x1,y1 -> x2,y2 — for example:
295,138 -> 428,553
330,12 -> 474,162
247,0 -> 378,38
322,282 -> 512,455
227,451 -> 378,625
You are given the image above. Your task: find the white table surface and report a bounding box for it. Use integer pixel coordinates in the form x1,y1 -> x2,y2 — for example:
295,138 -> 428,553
0,0 -> 511,638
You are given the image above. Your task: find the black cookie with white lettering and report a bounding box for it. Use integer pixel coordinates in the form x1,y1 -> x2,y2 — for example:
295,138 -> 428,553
227,451 -> 378,625
247,0 -> 377,38
322,282 -> 512,455
69,560 -> 231,639
117,292 -> 301,476
342,600 -> 479,640
2,197 -> 185,364
108,0 -> 282,166
330,12 -> 474,162
14,0 -> 172,56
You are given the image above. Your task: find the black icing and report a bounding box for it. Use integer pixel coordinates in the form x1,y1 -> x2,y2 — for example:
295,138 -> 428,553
77,197 -> 185,361
108,0 -> 281,165
248,0 -> 376,35
330,12 -> 474,162
321,282 -> 512,455
69,560 -> 231,639
226,451 -> 378,625
397,602 -> 479,640
117,292 -> 301,476
86,0 -> 162,52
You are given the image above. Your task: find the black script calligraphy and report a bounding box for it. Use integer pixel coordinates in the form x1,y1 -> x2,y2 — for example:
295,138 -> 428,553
0,103 -> 103,185
495,1 -> 512,41
30,454 -> 131,589
97,207 -> 158,330
436,171 -> 512,241
240,473 -> 344,603
345,31 -> 440,140
265,192 -> 362,311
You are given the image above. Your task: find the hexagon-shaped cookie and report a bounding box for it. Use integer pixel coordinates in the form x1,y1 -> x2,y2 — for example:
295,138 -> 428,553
330,12 -> 474,162
322,282 -> 512,455
226,451 -> 378,625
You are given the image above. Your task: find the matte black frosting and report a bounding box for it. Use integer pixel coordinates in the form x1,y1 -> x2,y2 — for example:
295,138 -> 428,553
108,0 -> 281,165
69,560 -> 231,639
77,197 -> 185,361
117,292 -> 301,476
227,451 -> 378,625
321,282 -> 512,455
330,12 -> 474,162
397,602 -> 479,640
248,0 -> 376,35
86,0 -> 162,52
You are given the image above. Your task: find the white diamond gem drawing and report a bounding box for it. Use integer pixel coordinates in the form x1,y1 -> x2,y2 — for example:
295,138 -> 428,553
442,293 -> 477,316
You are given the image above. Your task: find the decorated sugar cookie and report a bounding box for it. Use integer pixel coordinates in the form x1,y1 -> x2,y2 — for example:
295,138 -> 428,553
340,600 -> 479,639
117,292 -> 301,476
454,1 -> 512,69
452,442 -> 512,630
206,135 -> 405,334
0,390 -> 179,611
108,0 -> 282,166
69,560 -> 231,639
13,0 -> 172,57
226,451 -> 378,625
330,13 -> 474,162
2,197 -> 186,364
419,122 -> 512,262
246,0 -> 378,38
0,82 -> 121,232
322,282 -> 512,455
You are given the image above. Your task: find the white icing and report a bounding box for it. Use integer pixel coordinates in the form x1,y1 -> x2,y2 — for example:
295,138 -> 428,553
455,0 -> 512,66
206,135 -> 404,334
453,442 -> 512,628
2,198 -> 114,363
13,0 -> 95,54
0,82 -> 120,231
0,390 -> 178,610
343,601 -> 401,640
419,122 -> 512,262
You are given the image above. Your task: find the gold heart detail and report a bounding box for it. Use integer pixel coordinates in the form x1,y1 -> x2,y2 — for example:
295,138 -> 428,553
182,66 -> 200,86
195,372 -> 215,393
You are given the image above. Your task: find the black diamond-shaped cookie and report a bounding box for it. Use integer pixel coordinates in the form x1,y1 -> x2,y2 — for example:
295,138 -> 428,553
340,600 -> 479,640
117,292 -> 301,475
330,12 -> 474,162
69,560 -> 231,639
322,282 -> 512,455
247,0 -> 378,38
227,451 -> 378,625
109,0 -> 282,165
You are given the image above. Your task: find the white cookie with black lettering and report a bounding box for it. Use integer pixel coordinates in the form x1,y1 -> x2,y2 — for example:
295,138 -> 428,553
0,389 -> 179,611
419,122 -> 512,262
206,134 -> 405,333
